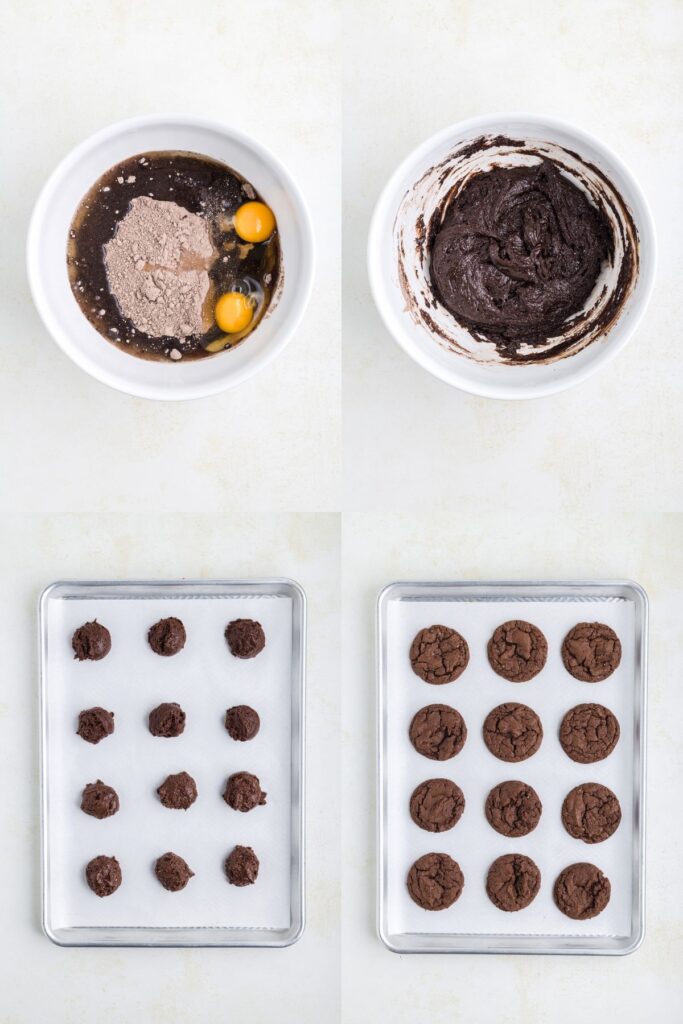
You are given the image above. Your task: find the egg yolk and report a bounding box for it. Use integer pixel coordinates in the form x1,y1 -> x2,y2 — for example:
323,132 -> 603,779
214,292 -> 254,334
234,201 -> 276,243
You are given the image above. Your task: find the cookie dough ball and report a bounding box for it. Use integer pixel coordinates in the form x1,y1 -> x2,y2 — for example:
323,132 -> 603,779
225,619 -> 266,659
77,707 -> 115,744
148,617 -> 186,657
554,862 -> 611,920
562,622 -> 621,681
154,852 -> 195,891
409,625 -> 469,684
225,704 -> 261,742
486,854 -> 541,912
562,783 -> 621,843
485,780 -> 542,837
85,855 -> 122,897
72,621 -> 111,661
409,704 -> 467,760
407,852 -> 464,911
157,771 -> 198,810
225,845 -> 260,886
409,778 -> 465,832
483,703 -> 543,762
559,703 -> 620,764
81,780 -> 120,819
149,702 -> 186,737
223,771 -> 267,812
487,620 -> 548,682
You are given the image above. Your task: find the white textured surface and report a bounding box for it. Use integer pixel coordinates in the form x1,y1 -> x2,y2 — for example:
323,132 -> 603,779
342,0 -> 682,1021
0,0 -> 339,1020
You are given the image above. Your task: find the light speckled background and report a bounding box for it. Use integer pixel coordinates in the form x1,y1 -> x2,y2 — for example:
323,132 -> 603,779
342,1 -> 682,1022
0,0 -> 340,1021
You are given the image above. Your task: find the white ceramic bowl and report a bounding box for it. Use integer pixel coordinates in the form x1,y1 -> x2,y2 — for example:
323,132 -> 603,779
28,115 -> 314,400
368,114 -> 656,399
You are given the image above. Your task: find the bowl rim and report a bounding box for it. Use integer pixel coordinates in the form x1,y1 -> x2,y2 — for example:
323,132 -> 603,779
27,112 -> 315,402
367,112 -> 657,400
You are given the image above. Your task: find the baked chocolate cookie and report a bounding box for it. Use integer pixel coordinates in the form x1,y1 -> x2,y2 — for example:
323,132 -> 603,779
225,845 -> 260,886
409,704 -> 467,760
409,625 -> 469,684
562,622 -> 622,682
487,620 -> 548,682
148,616 -> 186,657
554,862 -> 611,919
157,771 -> 198,810
148,702 -> 186,737
485,780 -> 542,837
72,621 -> 111,661
225,704 -> 261,742
223,771 -> 267,812
154,852 -> 194,892
559,703 -> 620,763
77,707 -> 114,744
562,783 -> 621,843
81,780 -> 120,819
409,778 -> 465,832
483,703 -> 543,762
486,854 -> 541,911
85,855 -> 121,897
225,619 -> 266,659
407,852 -> 464,911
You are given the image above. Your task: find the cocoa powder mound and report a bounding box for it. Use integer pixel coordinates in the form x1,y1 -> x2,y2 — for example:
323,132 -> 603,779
103,196 -> 214,339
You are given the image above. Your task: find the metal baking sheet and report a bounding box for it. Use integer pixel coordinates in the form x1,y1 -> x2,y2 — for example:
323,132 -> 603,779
40,579 -> 305,947
377,580 -> 647,955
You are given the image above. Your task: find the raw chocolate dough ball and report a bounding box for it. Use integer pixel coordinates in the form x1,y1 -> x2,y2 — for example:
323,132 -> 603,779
559,703 -> 620,764
72,621 -> 111,661
149,702 -> 186,737
157,771 -> 198,810
562,622 -> 622,682
409,778 -> 465,832
407,852 -> 464,911
554,862 -> 611,920
562,783 -> 621,843
225,704 -> 261,742
223,772 -> 267,812
77,706 -> 115,744
225,619 -> 266,659
81,780 -> 120,819
409,625 -> 469,684
225,845 -> 260,886
487,620 -> 548,682
154,852 -> 195,892
485,780 -> 542,837
486,854 -> 541,912
409,704 -> 467,760
148,616 -> 186,657
85,855 -> 122,897
483,703 -> 543,762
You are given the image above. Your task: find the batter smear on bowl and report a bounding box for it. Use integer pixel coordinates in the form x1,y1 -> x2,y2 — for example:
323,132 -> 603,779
67,152 -> 280,361
429,161 -> 612,355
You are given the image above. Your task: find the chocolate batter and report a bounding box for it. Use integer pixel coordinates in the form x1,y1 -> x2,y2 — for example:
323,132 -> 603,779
223,771 -> 267,812
225,618 -> 266,659
72,620 -> 111,661
148,702 -> 186,737
85,855 -> 122,897
154,852 -> 195,891
430,161 -> 611,354
225,704 -> 261,741
225,845 -> 260,886
148,617 -> 186,656
157,771 -> 198,810
81,780 -> 120,819
77,706 -> 115,744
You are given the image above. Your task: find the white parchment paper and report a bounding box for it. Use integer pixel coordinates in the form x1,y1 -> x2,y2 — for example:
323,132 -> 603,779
384,595 -> 637,939
44,591 -> 295,932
